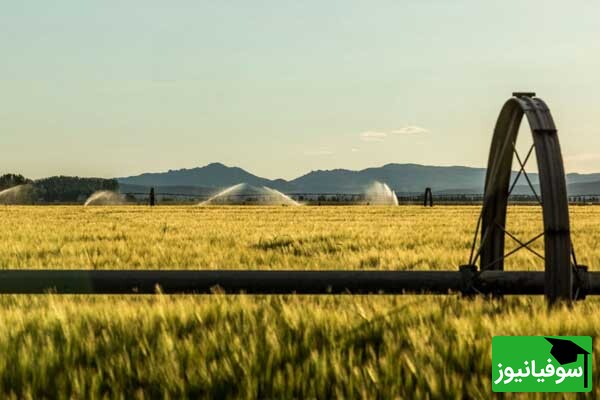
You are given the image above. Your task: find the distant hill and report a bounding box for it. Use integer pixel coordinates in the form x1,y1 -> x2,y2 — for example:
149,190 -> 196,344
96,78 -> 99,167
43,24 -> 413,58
118,163 -> 295,192
509,179 -> 600,197
291,164 -> 493,193
117,162 -> 600,196
119,184 -> 217,197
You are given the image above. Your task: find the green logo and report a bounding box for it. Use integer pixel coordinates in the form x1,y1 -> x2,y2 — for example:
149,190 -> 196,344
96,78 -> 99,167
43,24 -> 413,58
492,336 -> 592,392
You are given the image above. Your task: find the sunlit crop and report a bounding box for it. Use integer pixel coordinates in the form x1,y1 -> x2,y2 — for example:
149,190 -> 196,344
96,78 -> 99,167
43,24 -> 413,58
0,205 -> 598,398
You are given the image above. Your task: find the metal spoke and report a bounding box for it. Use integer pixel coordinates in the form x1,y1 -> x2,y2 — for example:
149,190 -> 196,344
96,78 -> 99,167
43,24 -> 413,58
480,231 -> 545,272
468,206 -> 484,265
571,245 -> 580,277
512,143 -> 542,204
571,242 -> 579,266
495,223 -> 544,261
508,144 -> 535,197
472,223 -> 493,267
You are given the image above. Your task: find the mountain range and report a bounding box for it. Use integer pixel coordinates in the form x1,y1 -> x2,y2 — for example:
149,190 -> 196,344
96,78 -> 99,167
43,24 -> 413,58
117,162 -> 600,196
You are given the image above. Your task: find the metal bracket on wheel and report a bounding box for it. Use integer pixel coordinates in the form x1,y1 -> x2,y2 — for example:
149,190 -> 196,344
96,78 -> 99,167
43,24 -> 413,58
574,265 -> 590,301
459,265 -> 478,296
512,92 -> 536,98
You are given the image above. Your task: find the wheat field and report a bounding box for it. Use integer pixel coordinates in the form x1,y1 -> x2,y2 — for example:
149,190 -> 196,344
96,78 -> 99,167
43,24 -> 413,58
0,205 -> 599,399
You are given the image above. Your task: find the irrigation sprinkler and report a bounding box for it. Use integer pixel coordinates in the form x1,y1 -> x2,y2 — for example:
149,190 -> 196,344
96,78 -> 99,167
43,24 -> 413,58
5,93 -> 592,305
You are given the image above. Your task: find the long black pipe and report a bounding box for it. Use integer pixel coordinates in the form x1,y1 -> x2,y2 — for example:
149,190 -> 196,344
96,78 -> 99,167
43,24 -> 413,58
0,270 -> 597,295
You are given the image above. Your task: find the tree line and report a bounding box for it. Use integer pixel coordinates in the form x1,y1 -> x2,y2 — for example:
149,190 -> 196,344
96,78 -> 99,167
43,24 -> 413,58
0,173 -> 119,203
0,174 -> 32,191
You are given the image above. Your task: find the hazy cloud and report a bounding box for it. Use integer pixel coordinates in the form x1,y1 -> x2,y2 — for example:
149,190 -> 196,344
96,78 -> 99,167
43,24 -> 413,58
359,126 -> 428,143
360,131 -> 387,142
351,148 -> 359,152
391,126 -> 429,135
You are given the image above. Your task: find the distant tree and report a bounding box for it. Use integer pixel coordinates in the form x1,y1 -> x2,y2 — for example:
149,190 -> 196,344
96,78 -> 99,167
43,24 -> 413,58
33,176 -> 119,203
0,173 -> 32,191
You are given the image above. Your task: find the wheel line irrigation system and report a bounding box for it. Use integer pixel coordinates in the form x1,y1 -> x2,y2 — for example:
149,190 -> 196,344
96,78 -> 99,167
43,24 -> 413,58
5,92 -> 598,305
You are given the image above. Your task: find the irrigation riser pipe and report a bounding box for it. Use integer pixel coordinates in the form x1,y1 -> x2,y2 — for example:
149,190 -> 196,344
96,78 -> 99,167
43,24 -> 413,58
0,269 -> 595,298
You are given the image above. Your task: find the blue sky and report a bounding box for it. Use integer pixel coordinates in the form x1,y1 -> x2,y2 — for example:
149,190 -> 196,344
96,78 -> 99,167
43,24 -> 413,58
2,1 -> 599,179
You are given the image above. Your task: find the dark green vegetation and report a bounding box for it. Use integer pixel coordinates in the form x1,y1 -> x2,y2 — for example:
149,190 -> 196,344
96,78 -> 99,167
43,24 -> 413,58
0,174 -> 31,191
34,176 -> 119,203
0,174 -> 118,203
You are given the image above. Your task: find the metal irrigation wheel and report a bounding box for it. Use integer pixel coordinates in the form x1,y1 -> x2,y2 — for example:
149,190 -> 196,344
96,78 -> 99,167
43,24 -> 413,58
467,93 -> 576,303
